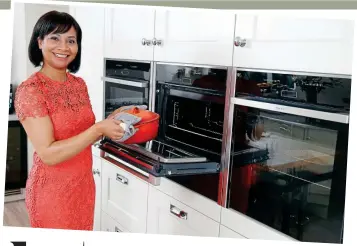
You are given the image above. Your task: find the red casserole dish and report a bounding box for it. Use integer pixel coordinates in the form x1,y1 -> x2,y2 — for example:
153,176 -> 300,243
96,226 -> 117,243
116,106 -> 160,144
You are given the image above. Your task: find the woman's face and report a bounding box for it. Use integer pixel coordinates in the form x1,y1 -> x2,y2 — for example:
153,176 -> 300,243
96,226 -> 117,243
38,26 -> 78,71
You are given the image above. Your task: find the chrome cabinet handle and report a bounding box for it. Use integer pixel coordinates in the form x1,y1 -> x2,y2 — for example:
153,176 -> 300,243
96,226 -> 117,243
152,38 -> 163,46
170,204 -> 187,220
141,38 -> 151,46
234,37 -> 246,47
116,173 -> 128,185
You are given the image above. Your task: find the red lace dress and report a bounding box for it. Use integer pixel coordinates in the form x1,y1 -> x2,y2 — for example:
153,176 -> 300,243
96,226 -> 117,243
14,71 -> 96,230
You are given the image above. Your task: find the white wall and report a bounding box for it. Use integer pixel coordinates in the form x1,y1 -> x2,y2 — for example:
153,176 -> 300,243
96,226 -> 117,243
11,3 -> 27,89
11,3 -> 70,87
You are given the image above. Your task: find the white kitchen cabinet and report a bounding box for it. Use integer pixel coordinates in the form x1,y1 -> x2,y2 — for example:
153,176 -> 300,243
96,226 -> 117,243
219,225 -> 246,239
154,8 -> 236,66
101,210 -> 128,232
220,207 -> 295,241
233,13 -> 354,75
70,5 -> 105,122
92,155 -> 102,231
153,178 -> 222,223
147,185 -> 220,237
101,158 -> 149,233
104,5 -> 155,61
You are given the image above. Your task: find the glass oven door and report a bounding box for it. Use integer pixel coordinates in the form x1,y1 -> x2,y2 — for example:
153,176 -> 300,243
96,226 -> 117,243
227,97 -> 349,244
103,78 -> 150,118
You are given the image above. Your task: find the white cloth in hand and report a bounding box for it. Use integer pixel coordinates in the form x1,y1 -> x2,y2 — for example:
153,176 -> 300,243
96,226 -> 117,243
114,112 -> 142,142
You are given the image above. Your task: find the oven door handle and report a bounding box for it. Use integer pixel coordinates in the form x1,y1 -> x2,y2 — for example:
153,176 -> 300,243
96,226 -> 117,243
231,97 -> 349,124
102,77 -> 149,88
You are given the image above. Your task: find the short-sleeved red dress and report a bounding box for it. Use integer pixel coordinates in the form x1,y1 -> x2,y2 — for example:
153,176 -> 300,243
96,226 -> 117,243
14,71 -> 96,230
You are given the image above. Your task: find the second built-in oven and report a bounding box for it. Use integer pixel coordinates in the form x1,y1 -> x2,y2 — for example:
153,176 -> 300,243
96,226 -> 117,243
99,63 -> 230,202
224,69 -> 351,244
102,59 -> 152,118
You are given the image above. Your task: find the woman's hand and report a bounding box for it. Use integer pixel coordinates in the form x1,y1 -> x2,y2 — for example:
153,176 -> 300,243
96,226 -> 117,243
95,118 -> 125,141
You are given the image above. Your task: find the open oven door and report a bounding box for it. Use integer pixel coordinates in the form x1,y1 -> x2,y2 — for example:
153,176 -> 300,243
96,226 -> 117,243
98,63 -> 231,185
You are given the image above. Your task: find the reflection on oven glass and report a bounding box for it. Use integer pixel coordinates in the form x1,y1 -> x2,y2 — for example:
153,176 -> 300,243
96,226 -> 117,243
228,104 -> 348,244
235,70 -> 351,114
104,82 -> 149,118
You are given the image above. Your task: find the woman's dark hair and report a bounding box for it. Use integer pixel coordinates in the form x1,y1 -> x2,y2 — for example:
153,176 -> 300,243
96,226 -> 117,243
28,10 -> 82,73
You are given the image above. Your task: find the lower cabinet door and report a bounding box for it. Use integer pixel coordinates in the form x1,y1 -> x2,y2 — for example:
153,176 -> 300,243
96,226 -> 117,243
147,185 -> 220,237
101,159 -> 149,233
101,210 -> 128,232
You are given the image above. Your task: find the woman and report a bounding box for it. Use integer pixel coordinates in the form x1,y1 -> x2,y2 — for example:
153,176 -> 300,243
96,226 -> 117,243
14,10 -> 124,230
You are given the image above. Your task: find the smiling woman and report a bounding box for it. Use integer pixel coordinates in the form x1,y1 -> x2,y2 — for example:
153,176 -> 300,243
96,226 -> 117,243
14,11 -> 125,230
28,11 -> 81,77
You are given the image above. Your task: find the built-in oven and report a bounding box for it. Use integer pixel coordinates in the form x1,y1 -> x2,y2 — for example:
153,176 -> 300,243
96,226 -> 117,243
102,59 -> 152,119
99,63 -> 230,201
222,69 -> 351,244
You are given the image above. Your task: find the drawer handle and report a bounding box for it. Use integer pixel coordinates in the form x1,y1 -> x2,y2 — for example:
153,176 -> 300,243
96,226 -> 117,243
115,226 -> 121,232
116,173 -> 128,185
170,204 -> 187,220
92,169 -> 100,176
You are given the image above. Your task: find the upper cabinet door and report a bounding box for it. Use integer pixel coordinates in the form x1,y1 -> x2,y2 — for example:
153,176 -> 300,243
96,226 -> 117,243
233,13 -> 354,75
104,6 -> 155,61
70,6 -> 105,122
154,8 -> 236,66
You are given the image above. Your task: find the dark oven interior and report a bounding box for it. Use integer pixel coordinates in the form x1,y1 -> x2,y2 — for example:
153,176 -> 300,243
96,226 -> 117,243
153,64 -> 228,201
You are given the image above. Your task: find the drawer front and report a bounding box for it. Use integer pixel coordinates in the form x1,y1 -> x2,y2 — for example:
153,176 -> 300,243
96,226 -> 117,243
101,159 -> 149,233
101,210 -> 127,232
221,208 -> 295,241
147,185 -> 220,237
153,178 -> 222,222
219,225 -> 246,239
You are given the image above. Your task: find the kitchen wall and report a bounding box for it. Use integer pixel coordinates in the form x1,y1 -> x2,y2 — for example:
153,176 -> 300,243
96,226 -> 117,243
0,0 -> 10,9
11,2 -> 70,89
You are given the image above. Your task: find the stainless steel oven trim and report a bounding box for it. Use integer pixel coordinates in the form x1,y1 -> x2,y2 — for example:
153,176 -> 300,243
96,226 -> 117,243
231,97 -> 349,124
156,61 -> 229,70
235,67 -> 352,79
150,62 -> 157,112
104,57 -> 152,64
100,149 -> 161,186
101,76 -> 149,88
102,58 -> 107,121
219,67 -> 237,207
